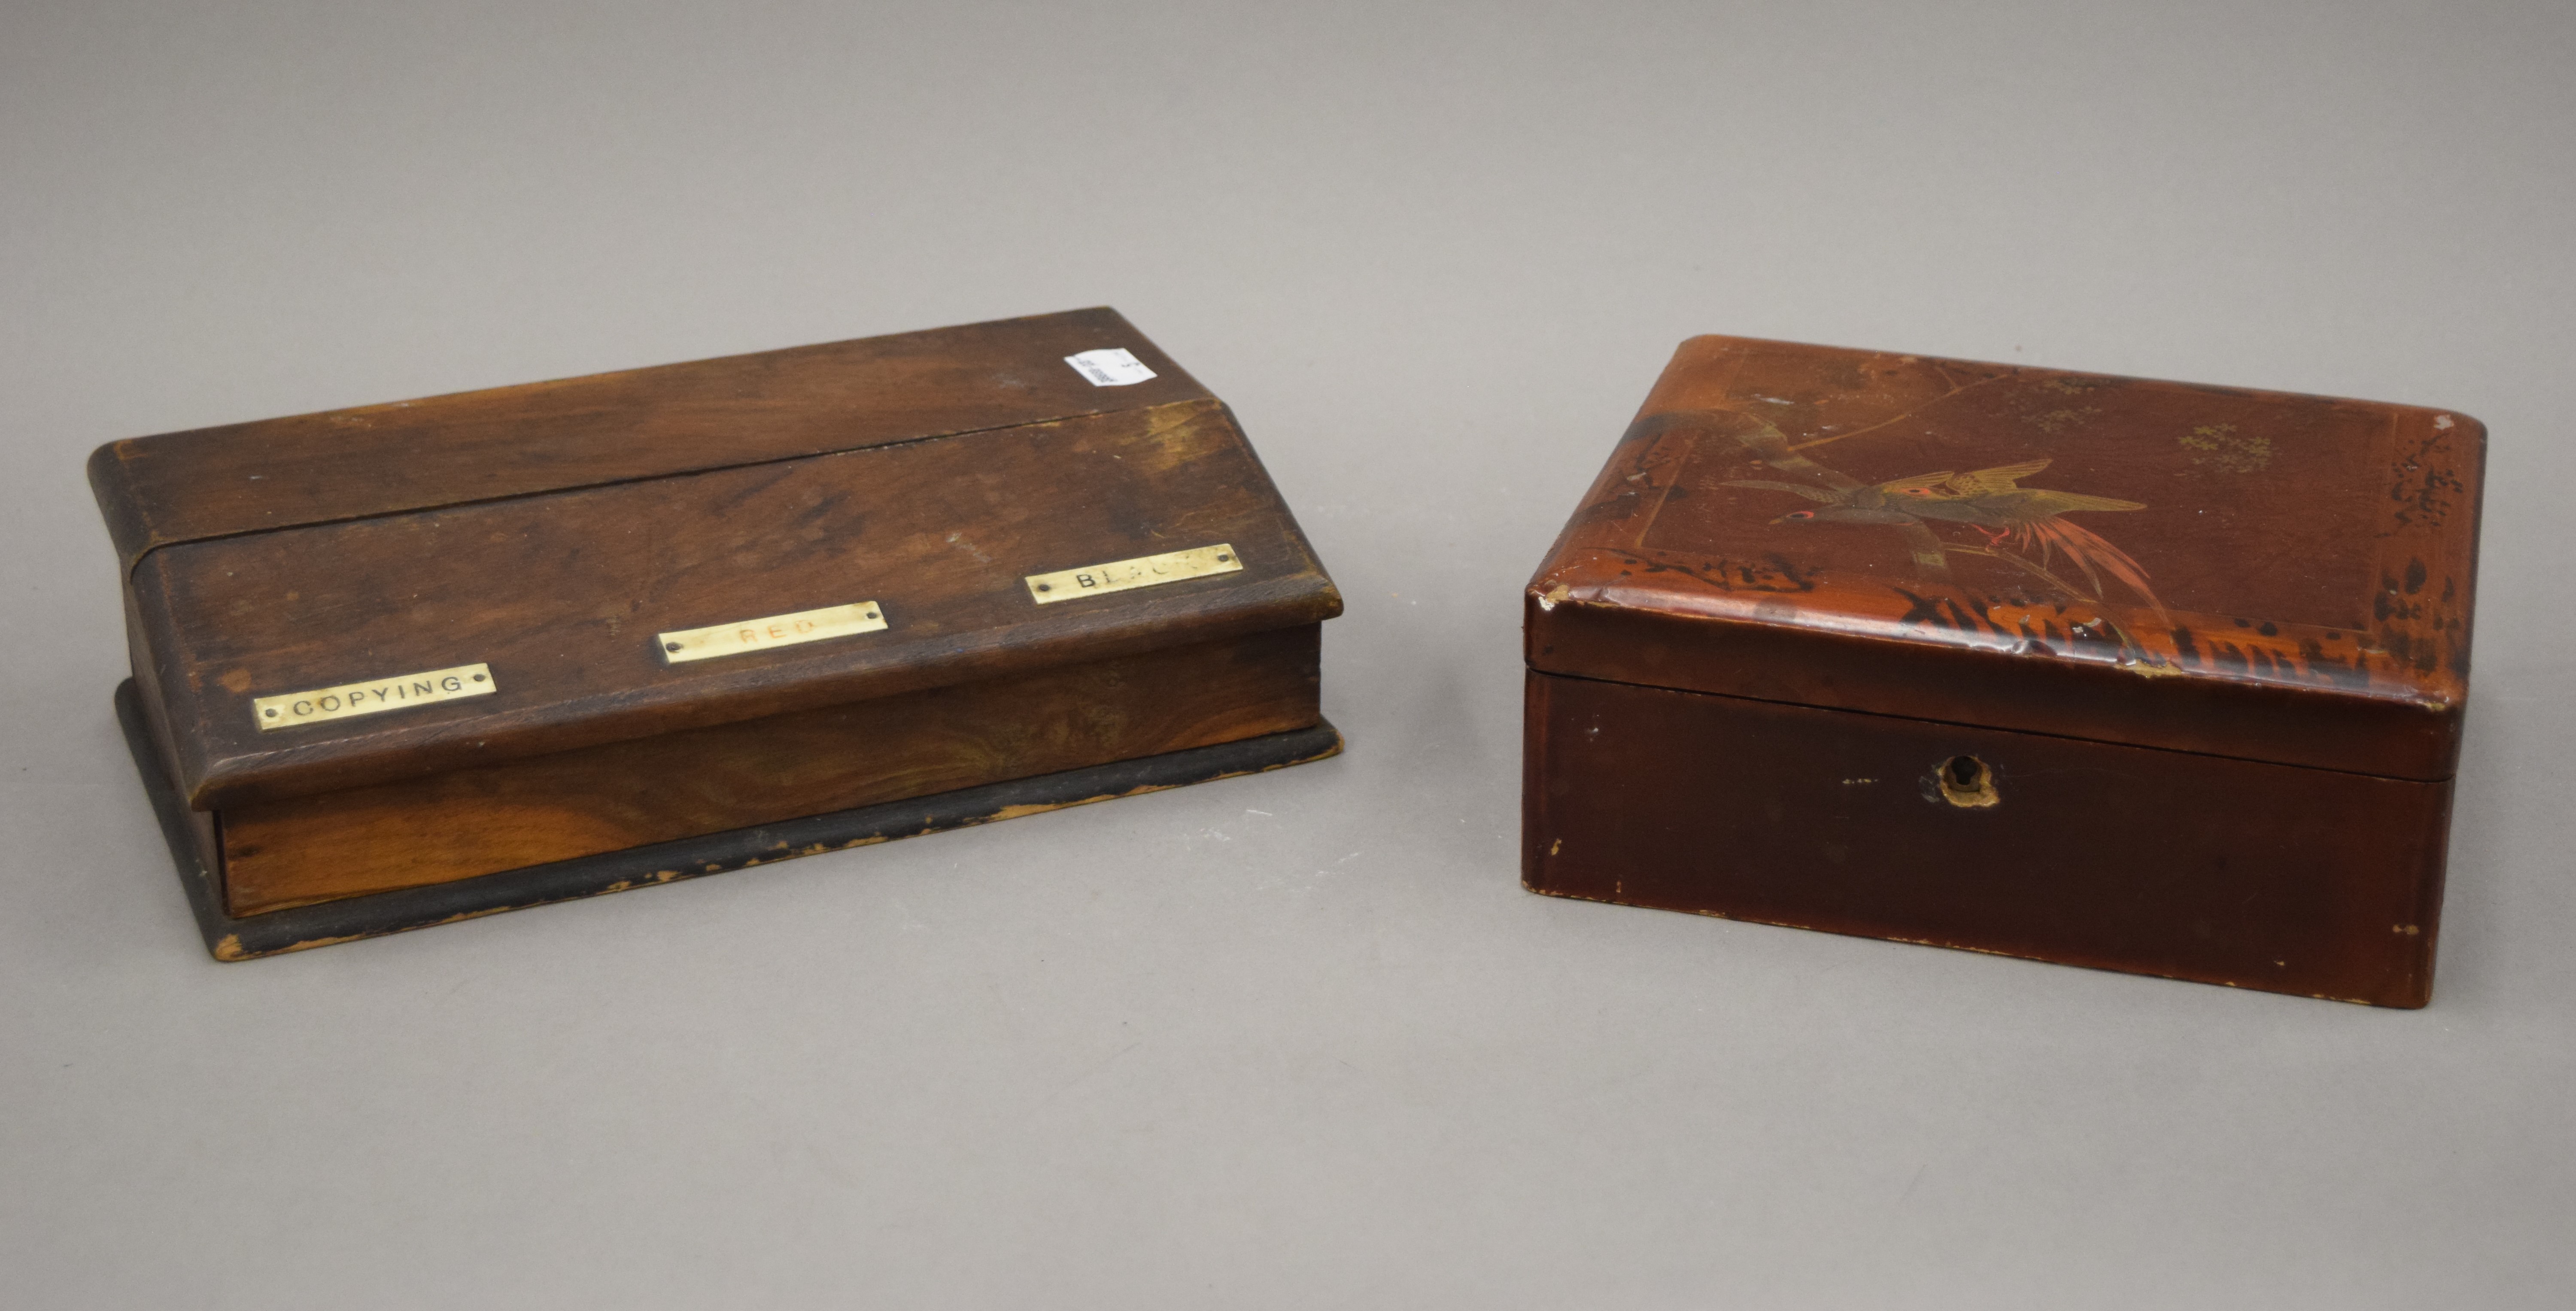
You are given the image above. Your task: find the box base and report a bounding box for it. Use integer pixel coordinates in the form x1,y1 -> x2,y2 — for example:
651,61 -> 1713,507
115,680 -> 1342,960
1522,669 -> 2450,1007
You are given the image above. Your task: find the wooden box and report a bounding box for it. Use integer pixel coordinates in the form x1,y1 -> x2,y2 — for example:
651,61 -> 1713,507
1523,335 -> 2483,1006
93,309 -> 1342,959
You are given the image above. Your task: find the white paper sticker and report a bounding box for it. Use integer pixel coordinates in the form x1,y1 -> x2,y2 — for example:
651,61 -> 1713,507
1064,348 -> 1156,387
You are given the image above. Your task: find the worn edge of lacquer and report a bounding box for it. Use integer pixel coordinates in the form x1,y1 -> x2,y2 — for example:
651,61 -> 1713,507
84,307 -> 1210,577
118,679 -> 1340,961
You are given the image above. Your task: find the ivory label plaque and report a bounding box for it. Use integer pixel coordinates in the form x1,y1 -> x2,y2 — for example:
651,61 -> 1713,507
658,601 -> 887,664
1024,544 -> 1242,604
253,663 -> 495,730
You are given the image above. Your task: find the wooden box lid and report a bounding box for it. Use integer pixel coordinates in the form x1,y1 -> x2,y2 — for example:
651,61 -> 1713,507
94,309 -> 1340,810
1527,335 -> 2484,781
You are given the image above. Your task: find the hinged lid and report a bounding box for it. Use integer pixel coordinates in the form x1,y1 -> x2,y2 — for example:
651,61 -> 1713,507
1526,335 -> 2483,782
94,309 -> 1340,810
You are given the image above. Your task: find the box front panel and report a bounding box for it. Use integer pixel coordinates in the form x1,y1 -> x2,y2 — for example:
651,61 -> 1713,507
222,626 -> 1321,915
1523,671 -> 2451,1006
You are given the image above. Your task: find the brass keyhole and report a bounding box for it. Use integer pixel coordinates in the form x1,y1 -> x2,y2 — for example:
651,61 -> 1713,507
1935,754 -> 2000,808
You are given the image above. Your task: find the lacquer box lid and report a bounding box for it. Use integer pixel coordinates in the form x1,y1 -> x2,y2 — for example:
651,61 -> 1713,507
1527,335 -> 2485,781
92,308 -> 1341,811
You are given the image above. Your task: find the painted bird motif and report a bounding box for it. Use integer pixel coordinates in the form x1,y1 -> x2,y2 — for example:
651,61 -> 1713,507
1709,421 -> 1957,577
1874,460 -> 2160,611
1726,451 -> 2163,614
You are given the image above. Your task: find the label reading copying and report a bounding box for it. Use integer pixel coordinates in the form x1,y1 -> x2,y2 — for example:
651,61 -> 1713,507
1025,544 -> 1242,604
252,664 -> 495,730
657,601 -> 887,663
1063,347 -> 1157,387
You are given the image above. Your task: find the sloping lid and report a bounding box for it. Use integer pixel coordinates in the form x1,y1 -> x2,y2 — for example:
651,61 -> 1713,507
99,313 -> 1339,810
90,307 -> 1207,575
1527,336 -> 2484,782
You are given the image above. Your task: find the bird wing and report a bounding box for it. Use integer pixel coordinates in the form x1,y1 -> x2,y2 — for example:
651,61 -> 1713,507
1874,471 -> 1955,497
1724,479 -> 1843,504
1968,488 -> 2149,526
1942,459 -> 2053,496
2019,490 -> 2147,515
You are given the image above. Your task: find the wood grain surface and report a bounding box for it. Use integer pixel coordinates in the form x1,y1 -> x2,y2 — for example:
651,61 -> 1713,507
94,309 -> 1342,923
223,627 -> 1322,915
130,394 -> 1338,809
88,307 -> 1209,573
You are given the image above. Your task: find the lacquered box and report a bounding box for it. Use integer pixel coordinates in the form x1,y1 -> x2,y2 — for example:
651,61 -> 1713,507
1523,335 -> 2482,1005
93,309 -> 1342,958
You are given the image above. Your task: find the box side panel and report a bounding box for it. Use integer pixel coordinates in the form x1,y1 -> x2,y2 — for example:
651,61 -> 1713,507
1523,670 -> 2450,1007
120,587 -> 220,877
87,307 -> 1211,572
223,625 -> 1321,915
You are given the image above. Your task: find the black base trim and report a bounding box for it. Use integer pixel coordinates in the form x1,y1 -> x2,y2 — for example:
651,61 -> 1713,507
113,680 -> 1343,960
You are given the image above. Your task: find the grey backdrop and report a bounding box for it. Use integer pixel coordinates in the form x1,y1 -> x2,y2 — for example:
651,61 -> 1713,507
5,2 -> 2571,1307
